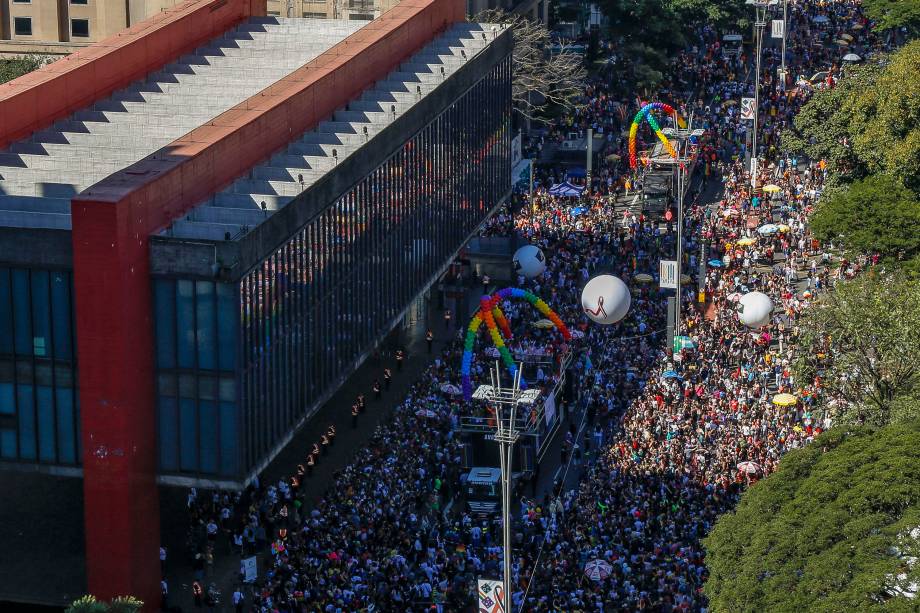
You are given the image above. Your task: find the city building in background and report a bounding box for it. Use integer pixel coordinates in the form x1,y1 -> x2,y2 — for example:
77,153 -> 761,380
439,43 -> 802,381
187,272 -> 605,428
0,0 -> 510,606
266,0 -> 401,20
0,0 -> 186,56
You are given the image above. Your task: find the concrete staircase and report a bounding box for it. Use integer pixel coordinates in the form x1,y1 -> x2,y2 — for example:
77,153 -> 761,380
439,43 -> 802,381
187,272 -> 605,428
165,22 -> 499,241
0,17 -> 367,229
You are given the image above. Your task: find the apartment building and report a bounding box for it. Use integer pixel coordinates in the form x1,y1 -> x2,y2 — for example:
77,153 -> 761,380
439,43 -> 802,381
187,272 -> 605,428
0,0 -> 185,56
266,0 -> 401,20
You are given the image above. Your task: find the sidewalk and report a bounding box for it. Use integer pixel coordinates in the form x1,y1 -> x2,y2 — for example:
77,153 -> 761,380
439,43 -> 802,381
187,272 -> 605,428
162,285 -> 473,611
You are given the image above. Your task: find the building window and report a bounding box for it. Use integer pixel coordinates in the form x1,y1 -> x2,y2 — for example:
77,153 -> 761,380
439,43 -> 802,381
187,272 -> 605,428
267,10 -> 280,16
71,0 -> 88,5
71,19 -> 90,38
13,18 -> 32,36
303,11 -> 326,18
12,0 -> 31,4
349,13 -> 374,19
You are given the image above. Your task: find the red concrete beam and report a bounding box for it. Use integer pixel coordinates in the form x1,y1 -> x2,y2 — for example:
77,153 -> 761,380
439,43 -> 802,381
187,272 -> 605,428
0,0 -> 267,150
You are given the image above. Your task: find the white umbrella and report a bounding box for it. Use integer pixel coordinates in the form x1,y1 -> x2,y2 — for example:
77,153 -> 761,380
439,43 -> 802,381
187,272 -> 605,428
439,383 -> 461,396
415,409 -> 438,418
584,559 -> 613,581
842,53 -> 862,62
758,223 -> 780,235
737,461 -> 762,474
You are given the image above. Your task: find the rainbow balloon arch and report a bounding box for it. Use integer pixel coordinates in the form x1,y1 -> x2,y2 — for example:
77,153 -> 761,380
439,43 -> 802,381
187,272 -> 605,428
461,288 -> 572,400
628,102 -> 687,169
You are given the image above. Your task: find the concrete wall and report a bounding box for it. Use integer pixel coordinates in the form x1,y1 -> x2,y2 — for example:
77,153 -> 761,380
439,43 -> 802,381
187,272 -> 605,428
0,0 -> 266,149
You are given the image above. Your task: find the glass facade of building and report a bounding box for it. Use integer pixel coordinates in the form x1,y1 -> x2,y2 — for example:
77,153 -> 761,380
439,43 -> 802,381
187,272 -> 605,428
153,279 -> 240,477
0,267 -> 80,465
153,55 -> 511,480
237,57 -> 510,477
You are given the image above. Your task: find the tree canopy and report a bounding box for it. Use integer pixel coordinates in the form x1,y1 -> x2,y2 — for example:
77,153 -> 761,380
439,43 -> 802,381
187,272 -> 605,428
0,55 -> 49,85
704,422 -> 920,613
784,41 -> 920,193
861,0 -> 920,35
809,175 -> 920,268
793,273 -> 920,428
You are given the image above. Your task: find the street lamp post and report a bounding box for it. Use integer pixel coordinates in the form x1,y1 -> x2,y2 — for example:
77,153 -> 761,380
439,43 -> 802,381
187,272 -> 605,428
473,363 -> 541,612
659,125 -> 704,339
747,0 -> 777,191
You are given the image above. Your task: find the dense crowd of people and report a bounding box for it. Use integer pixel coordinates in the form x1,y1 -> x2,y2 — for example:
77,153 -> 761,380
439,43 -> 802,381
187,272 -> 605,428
175,1 -> 893,610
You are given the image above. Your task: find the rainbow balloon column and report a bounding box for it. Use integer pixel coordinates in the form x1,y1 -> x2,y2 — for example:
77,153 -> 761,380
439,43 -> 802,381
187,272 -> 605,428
628,102 -> 687,169
461,288 -> 572,400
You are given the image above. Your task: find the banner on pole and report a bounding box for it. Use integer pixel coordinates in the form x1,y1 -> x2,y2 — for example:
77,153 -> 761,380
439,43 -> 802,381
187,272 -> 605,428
660,260 -> 678,289
740,98 -> 755,121
241,556 -> 257,583
771,19 -> 785,39
478,578 -> 506,613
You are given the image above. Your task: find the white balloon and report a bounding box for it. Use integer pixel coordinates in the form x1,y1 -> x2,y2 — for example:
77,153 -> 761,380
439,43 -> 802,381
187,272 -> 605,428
512,245 -> 547,279
738,291 -> 774,327
581,275 -> 631,324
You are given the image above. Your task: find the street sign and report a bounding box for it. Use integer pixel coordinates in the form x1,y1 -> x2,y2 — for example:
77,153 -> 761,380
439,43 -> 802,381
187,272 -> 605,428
771,19 -> 785,39
740,98 -> 755,120
660,260 -> 678,289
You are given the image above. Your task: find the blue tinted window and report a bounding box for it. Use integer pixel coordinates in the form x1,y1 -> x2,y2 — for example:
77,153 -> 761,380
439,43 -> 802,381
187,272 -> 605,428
12,270 -> 31,355
154,279 -> 176,368
0,382 -> 13,415
0,429 -> 15,459
37,385 -> 54,462
217,283 -> 236,371
0,268 -> 11,354
158,395 -> 178,471
17,384 -> 35,460
179,397 -> 197,471
219,400 -> 237,476
199,399 -> 217,474
55,388 -> 75,464
196,282 -> 216,370
30,271 -> 50,358
176,280 -> 195,369
50,272 -> 72,359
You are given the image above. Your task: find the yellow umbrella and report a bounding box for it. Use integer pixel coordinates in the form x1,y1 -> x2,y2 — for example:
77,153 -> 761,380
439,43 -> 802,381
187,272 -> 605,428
762,184 -> 782,193
835,38 -> 849,46
737,237 -> 757,246
777,224 -> 791,232
633,273 -> 654,282
840,33 -> 854,41
532,319 -> 555,329
680,274 -> 691,284
772,393 -> 798,407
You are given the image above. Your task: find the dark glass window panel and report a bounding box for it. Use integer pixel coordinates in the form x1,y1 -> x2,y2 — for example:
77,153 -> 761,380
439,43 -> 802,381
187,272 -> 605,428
12,270 -> 32,356
50,272 -> 72,359
176,280 -> 195,369
159,395 -> 178,471
17,384 -> 35,460
37,385 -> 54,462
55,387 -> 75,464
154,279 -> 176,369
196,281 -> 217,370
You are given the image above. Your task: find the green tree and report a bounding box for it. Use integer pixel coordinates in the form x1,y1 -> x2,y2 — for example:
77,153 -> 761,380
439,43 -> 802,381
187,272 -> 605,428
66,595 -> 143,613
703,423 -> 920,613
793,273 -> 920,427
0,55 -> 50,85
810,175 -> 920,267
785,41 -> 920,193
861,0 -> 920,35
